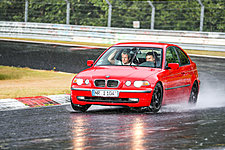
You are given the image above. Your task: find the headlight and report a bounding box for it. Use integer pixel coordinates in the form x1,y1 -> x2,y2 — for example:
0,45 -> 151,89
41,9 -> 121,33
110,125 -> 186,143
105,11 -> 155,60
125,81 -> 132,87
134,81 -> 150,88
73,78 -> 83,85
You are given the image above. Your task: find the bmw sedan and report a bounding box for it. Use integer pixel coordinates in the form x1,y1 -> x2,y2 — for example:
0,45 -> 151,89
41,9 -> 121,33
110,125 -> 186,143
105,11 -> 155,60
70,42 -> 200,112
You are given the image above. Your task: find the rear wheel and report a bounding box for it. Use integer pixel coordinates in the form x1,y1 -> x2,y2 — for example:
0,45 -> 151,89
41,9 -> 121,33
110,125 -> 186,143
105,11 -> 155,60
70,97 -> 91,112
149,82 -> 163,113
189,81 -> 199,104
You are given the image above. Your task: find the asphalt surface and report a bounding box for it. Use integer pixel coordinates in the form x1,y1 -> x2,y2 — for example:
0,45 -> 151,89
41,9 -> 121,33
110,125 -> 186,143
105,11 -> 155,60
0,40 -> 225,149
0,40 -> 104,73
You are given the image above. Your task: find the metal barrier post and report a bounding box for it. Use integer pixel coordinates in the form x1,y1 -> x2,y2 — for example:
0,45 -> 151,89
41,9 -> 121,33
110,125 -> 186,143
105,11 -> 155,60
197,0 -> 204,32
105,0 -> 112,27
147,1 -> 155,30
25,0 -> 28,22
65,0 -> 70,24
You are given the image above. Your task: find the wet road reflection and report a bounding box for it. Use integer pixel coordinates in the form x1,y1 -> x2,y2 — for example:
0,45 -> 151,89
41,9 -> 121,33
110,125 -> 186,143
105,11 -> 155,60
1,104 -> 224,149
131,117 -> 145,150
72,116 -> 86,150
68,105 -> 225,149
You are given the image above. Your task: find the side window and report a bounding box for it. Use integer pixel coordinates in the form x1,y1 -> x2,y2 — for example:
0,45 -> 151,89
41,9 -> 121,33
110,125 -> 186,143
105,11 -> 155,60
174,47 -> 190,66
165,47 -> 179,67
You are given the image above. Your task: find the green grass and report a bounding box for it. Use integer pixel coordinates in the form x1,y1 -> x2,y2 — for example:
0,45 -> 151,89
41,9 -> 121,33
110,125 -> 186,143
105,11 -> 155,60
0,66 -> 50,80
0,66 -> 23,80
0,74 -> 20,80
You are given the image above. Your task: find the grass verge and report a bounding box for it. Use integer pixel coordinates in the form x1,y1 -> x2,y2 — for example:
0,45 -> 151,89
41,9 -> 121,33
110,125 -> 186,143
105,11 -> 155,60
0,66 -> 75,99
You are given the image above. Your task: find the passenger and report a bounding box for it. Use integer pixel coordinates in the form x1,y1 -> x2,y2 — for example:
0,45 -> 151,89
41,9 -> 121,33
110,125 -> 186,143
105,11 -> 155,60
139,52 -> 158,67
146,52 -> 155,62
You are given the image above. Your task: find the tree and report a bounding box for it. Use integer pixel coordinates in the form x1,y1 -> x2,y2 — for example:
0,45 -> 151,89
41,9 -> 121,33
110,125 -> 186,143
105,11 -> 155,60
28,0 -> 67,24
0,0 -> 25,21
203,0 -> 225,32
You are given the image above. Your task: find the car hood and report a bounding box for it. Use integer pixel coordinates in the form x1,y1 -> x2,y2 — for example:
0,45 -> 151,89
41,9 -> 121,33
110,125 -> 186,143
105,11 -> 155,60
76,66 -> 162,80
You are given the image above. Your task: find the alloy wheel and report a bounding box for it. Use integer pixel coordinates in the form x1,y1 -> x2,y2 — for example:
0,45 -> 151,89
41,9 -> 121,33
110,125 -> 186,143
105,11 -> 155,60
149,83 -> 163,113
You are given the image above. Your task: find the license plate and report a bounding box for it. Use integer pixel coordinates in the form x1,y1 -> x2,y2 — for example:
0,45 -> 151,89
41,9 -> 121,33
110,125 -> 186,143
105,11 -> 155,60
92,90 -> 119,97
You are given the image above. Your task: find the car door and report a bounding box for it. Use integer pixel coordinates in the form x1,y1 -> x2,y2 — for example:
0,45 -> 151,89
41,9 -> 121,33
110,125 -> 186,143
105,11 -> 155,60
162,46 -> 185,103
174,46 -> 192,101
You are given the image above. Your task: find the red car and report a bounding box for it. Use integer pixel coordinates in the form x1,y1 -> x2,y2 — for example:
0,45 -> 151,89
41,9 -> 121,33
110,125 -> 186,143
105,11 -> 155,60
70,42 -> 200,112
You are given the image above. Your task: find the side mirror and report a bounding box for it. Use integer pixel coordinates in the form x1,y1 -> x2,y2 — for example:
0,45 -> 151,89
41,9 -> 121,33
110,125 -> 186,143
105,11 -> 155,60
168,63 -> 179,70
87,60 -> 94,67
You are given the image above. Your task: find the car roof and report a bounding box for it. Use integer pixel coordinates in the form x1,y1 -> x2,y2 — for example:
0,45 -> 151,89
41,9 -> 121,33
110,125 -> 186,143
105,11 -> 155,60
112,42 -> 176,49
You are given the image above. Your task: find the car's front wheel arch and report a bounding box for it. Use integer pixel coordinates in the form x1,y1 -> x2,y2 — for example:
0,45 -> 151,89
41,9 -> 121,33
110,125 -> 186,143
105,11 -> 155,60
148,81 -> 163,113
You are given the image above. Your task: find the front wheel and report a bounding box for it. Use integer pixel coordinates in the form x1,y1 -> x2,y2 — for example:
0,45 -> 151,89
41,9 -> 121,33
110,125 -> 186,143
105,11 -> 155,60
71,97 -> 91,112
71,102 -> 91,112
149,82 -> 163,113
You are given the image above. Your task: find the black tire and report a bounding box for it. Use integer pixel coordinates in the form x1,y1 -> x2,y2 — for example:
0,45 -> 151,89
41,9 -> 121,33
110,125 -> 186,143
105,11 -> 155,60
189,81 -> 199,104
70,97 -> 91,112
130,107 -> 146,113
149,82 -> 163,113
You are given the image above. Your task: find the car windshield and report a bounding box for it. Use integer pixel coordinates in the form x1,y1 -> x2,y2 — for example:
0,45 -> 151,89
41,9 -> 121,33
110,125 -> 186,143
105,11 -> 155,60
95,46 -> 163,68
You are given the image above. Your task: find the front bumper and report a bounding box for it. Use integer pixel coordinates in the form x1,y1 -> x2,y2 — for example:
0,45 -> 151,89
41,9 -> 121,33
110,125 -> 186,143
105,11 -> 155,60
71,87 -> 153,107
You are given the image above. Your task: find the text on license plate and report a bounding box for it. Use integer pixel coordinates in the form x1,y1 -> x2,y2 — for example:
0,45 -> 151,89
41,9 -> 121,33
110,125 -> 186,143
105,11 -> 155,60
92,90 -> 119,97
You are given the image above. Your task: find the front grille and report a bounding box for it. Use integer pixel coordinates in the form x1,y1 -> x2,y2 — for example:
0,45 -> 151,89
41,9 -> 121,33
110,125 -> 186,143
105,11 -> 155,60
107,80 -> 119,88
94,79 -> 119,88
94,80 -> 105,87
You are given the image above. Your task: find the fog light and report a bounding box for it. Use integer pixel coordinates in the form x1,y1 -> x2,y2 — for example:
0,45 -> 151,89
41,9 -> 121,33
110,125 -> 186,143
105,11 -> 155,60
129,98 -> 139,102
77,96 -> 85,100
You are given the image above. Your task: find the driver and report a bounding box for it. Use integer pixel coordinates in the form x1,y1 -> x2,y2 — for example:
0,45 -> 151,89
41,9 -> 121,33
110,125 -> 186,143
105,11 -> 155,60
108,50 -> 134,65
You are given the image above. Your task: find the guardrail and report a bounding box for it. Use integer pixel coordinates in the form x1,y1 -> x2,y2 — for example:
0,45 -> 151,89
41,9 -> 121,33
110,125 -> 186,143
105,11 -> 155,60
0,21 -> 225,51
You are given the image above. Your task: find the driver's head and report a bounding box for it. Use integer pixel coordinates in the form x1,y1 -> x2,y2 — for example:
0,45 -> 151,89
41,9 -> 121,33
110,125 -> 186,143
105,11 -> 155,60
121,50 -> 131,64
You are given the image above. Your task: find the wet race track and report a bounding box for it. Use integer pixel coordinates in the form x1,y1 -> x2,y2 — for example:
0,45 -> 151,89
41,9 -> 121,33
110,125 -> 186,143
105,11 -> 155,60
0,40 -> 225,149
